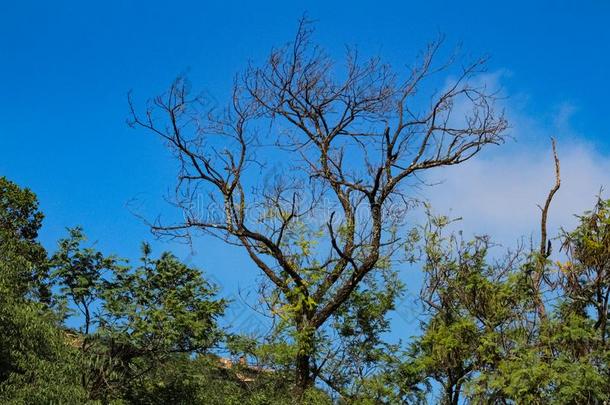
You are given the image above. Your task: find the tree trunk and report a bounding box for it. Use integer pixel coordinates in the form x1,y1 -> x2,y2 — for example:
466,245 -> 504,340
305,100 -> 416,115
293,317 -> 315,400
294,350 -> 312,399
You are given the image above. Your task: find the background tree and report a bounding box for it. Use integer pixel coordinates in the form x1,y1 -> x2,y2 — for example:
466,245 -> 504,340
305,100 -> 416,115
387,155 -> 610,404
560,197 -> 610,344
470,199 -> 610,403
0,177 -> 86,404
51,230 -> 227,401
0,176 -> 48,300
99,242 -> 227,400
129,19 -> 507,397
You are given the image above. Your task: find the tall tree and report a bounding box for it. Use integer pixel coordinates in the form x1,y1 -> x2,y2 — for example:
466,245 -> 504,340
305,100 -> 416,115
0,177 -> 86,403
129,19 -> 507,396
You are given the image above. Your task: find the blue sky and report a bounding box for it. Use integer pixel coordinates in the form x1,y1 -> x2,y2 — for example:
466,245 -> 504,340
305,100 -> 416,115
1,0 -> 609,333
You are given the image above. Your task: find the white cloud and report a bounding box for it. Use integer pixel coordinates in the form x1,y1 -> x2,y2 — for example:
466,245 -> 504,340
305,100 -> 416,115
419,72 -> 609,246
424,142 -> 607,242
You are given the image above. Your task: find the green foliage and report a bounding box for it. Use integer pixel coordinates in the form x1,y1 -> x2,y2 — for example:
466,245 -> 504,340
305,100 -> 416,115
2,175 -> 610,403
101,243 -> 227,355
323,268 -> 405,397
0,176 -> 48,300
0,176 -> 44,261
474,314 -> 609,404
0,177 -> 86,403
559,198 -> 610,343
0,295 -> 86,404
398,207 -> 610,404
51,227 -> 122,332
50,232 -> 228,401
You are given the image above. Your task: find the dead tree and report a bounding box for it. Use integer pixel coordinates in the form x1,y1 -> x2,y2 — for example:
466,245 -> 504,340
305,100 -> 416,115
129,19 -> 507,397
533,138 -> 561,322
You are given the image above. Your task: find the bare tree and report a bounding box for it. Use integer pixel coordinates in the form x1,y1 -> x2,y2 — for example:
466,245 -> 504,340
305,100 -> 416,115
531,138 -> 561,322
129,19 -> 507,397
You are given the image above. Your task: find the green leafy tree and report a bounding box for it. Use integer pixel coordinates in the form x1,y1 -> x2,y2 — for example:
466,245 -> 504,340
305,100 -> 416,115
52,227 -> 121,337
402,199 -> 610,404
474,199 -> 610,404
0,176 -> 48,299
404,214 -> 531,404
560,197 -> 610,344
99,242 -> 227,399
51,230 -> 227,401
0,177 -> 86,404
